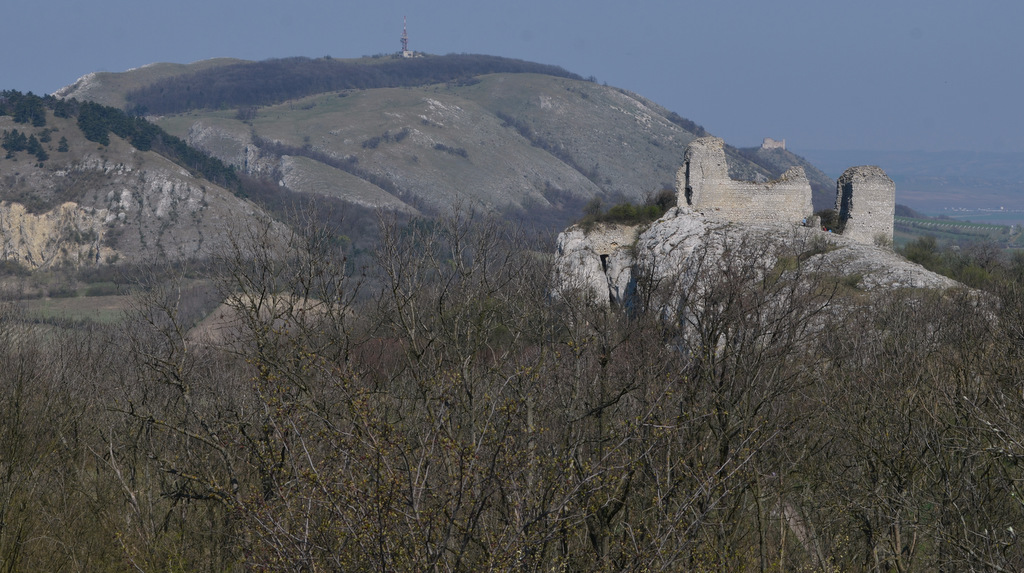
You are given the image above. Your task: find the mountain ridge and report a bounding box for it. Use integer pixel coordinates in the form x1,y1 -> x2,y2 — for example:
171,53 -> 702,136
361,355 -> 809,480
55,55 -> 837,227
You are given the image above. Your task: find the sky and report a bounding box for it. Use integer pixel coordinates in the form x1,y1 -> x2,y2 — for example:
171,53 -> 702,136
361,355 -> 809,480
5,0 -> 1024,154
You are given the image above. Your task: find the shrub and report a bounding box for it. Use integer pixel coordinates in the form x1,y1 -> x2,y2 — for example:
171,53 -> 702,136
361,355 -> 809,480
433,143 -> 468,158
0,259 -> 32,277
577,189 -> 677,231
84,283 -> 120,297
48,284 -> 78,298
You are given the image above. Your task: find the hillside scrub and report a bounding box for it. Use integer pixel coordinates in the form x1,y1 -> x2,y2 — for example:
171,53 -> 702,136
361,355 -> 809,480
577,188 -> 677,230
1,91 -> 241,190
0,212 -> 1023,570
2,91 -> 378,243
900,234 -> 1024,290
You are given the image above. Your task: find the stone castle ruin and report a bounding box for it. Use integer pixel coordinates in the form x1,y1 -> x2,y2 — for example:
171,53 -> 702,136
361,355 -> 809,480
553,138 -> 948,308
836,165 -> 896,244
679,137 -> 813,226
678,136 -> 895,245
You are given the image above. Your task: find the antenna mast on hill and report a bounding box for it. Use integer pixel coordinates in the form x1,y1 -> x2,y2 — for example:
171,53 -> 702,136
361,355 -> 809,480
401,16 -> 409,54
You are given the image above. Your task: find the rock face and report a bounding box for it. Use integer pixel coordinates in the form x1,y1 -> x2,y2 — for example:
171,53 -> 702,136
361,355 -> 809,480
553,207 -> 959,309
679,137 -> 813,225
187,121 -> 275,178
553,224 -> 639,306
0,113 -> 281,269
836,166 -> 896,245
0,202 -> 110,268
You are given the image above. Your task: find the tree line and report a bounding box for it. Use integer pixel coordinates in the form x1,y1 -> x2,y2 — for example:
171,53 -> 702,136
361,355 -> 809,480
901,233 -> 1024,290
1,91 -> 241,189
123,55 -> 584,115
1,129 -> 48,161
0,90 -> 404,259
1,209 -> 1023,570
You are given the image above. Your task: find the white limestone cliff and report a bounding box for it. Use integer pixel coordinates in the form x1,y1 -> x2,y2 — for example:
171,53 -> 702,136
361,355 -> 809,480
0,202 -> 112,268
553,207 -> 959,309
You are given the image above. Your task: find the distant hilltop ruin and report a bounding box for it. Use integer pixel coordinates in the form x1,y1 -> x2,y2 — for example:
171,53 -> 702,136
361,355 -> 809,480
679,136 -> 894,245
761,137 -> 786,150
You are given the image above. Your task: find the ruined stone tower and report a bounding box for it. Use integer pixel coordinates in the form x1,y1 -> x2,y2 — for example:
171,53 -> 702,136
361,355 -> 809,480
677,136 -> 812,224
679,137 -> 730,208
836,166 -> 895,245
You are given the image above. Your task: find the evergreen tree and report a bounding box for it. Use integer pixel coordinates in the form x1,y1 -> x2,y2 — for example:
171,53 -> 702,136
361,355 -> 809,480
52,98 -> 72,119
27,135 -> 47,161
57,136 -> 69,152
2,129 -> 28,153
11,92 -> 46,127
26,135 -> 41,155
77,102 -> 110,146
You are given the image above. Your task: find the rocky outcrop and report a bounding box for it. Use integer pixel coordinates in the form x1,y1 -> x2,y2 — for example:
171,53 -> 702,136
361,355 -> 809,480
553,207 -> 959,308
0,111 -> 284,268
0,202 -> 111,268
186,121 -> 277,177
553,223 -> 639,305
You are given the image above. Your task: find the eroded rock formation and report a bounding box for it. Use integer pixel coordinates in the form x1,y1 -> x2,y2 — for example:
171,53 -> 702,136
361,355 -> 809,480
553,224 -> 638,306
0,202 -> 110,268
554,139 -> 953,307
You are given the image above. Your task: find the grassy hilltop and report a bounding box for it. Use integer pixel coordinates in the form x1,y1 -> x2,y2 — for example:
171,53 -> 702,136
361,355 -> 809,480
60,54 -> 837,225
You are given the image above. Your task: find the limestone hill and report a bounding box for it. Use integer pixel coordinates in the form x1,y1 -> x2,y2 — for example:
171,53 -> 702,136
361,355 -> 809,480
0,97 -> 281,270
57,55 -> 838,231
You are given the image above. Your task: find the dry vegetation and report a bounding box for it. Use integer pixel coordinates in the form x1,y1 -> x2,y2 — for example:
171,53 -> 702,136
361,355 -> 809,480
0,209 -> 1022,571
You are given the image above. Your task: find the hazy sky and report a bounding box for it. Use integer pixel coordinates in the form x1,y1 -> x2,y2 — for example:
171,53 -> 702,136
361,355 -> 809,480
6,0 -> 1023,153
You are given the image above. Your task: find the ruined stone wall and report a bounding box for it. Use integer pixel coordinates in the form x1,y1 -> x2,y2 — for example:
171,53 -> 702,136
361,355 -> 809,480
677,136 -> 730,208
553,223 -> 639,306
678,137 -> 812,225
761,137 -> 786,150
836,166 -> 895,245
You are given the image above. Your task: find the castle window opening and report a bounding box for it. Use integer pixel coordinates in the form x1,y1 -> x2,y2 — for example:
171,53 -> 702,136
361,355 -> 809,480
684,160 -> 693,205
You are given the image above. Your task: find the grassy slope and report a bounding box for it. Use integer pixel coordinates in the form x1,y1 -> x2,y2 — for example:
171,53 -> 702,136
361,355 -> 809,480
145,73 -> 719,223
56,56 -> 834,231
281,155 -> 417,212
160,79 -> 606,218
55,58 -> 249,108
